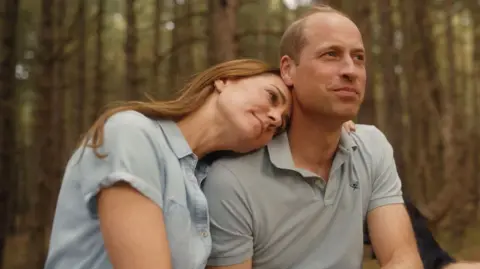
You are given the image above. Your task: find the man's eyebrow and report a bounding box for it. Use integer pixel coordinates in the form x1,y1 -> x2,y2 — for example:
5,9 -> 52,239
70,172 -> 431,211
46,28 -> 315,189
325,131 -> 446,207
270,84 -> 286,105
316,44 -> 365,54
351,47 -> 365,54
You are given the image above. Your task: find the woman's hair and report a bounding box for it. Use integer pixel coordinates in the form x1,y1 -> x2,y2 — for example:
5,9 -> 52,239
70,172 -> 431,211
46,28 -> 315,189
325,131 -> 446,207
80,58 -> 281,158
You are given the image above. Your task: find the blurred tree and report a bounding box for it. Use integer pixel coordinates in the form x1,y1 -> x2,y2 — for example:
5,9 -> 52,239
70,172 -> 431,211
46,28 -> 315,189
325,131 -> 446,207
0,0 -> 20,266
32,0 -> 56,266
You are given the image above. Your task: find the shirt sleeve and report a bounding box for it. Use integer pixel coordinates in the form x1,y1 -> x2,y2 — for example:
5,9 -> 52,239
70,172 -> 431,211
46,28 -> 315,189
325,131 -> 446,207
201,162 -> 254,266
76,111 -> 165,218
367,127 -> 404,211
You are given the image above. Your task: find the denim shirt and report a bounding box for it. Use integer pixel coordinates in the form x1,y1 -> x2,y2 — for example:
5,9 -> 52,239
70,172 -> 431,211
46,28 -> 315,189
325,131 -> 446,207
44,111 -> 211,269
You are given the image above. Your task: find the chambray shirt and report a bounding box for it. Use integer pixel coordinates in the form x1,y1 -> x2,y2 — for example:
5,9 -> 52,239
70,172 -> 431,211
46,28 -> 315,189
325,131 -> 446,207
44,110 -> 211,269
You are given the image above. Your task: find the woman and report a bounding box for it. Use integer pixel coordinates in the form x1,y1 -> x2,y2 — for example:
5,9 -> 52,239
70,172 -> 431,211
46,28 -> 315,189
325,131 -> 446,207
44,58 -> 354,269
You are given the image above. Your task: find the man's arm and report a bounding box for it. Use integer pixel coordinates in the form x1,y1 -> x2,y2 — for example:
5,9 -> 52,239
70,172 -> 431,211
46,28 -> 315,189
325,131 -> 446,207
364,197 -> 457,269
201,162 -> 254,269
368,204 -> 423,268
364,127 -> 422,269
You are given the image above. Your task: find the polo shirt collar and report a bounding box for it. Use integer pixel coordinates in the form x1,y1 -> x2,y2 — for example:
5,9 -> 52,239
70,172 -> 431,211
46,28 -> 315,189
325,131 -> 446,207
267,128 -> 357,171
156,119 -> 193,159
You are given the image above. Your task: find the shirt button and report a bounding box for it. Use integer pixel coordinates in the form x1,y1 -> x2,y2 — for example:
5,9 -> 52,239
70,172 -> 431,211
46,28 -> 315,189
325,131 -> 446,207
201,231 -> 209,237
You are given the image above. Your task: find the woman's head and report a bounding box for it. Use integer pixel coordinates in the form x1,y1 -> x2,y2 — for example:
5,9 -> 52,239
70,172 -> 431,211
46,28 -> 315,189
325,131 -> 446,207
211,70 -> 291,153
82,59 -> 291,158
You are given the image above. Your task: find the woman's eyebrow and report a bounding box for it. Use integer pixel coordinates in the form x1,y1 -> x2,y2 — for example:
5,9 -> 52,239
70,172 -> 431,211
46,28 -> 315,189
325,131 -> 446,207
270,84 -> 286,104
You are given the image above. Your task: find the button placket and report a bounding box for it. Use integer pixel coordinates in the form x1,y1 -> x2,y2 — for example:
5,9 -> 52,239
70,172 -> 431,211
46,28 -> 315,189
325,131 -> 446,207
200,230 -> 209,237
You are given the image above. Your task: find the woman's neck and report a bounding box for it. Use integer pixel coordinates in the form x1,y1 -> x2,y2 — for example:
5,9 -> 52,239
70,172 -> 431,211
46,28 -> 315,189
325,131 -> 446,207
177,103 -> 230,159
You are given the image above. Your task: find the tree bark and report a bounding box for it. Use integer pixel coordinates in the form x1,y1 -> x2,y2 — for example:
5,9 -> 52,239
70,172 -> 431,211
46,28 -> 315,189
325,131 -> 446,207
151,0 -> 162,94
352,2 -> 376,125
75,0 -> 86,135
33,0 -> 56,265
125,0 -> 139,99
0,0 -> 20,265
92,0 -> 105,121
378,0 -> 403,177
207,0 -> 238,65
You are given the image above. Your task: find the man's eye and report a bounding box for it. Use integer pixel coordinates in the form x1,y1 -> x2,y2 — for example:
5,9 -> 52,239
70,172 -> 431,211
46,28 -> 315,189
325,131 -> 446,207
354,54 -> 365,61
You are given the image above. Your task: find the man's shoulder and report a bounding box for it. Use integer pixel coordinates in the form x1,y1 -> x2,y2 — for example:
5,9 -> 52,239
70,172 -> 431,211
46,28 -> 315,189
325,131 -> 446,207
350,124 -> 392,154
346,124 -> 394,173
209,147 -> 268,176
350,124 -> 388,143
204,146 -> 277,196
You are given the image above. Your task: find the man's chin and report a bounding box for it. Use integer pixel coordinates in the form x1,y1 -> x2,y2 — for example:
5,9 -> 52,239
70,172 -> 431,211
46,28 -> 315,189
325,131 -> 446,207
334,108 -> 360,121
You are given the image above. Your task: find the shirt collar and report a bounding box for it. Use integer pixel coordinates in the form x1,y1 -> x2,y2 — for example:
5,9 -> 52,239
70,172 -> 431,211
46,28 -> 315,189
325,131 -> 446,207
156,119 -> 193,159
267,128 -> 357,170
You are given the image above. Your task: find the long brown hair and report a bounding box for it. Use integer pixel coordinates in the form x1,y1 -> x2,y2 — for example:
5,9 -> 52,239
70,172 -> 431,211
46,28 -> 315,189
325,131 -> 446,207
80,58 -> 280,158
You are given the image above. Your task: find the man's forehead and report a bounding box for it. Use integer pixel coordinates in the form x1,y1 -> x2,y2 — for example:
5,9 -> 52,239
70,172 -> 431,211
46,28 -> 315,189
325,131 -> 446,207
303,12 -> 361,40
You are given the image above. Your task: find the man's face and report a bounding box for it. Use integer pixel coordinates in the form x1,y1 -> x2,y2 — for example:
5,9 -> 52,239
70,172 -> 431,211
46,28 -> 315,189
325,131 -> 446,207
281,13 -> 366,122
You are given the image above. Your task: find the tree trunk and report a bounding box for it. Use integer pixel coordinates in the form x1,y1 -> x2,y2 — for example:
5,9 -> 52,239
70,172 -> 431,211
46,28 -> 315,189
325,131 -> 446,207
125,0 -> 139,99
207,0 -> 238,65
0,0 -> 20,265
472,0 -> 480,218
75,0 -> 86,135
378,0 -> 403,177
151,0 -> 162,94
168,2 -> 180,92
54,0 -> 66,177
33,0 -> 56,265
352,2 -> 376,125
93,0 -> 105,121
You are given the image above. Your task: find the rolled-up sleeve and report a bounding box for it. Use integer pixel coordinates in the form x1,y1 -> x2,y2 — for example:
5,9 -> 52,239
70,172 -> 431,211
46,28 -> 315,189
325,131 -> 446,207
202,163 -> 254,266
367,127 -> 404,212
76,112 -> 165,218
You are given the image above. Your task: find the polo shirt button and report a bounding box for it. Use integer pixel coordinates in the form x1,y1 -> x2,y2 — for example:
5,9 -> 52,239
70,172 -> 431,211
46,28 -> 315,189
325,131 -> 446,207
201,231 -> 209,237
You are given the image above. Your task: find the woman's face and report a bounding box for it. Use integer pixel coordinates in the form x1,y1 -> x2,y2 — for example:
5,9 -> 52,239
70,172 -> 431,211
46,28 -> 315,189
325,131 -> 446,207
215,73 -> 292,153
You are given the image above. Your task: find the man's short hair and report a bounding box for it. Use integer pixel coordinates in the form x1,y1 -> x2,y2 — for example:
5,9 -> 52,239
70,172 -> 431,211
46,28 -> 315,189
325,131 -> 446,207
279,4 -> 350,64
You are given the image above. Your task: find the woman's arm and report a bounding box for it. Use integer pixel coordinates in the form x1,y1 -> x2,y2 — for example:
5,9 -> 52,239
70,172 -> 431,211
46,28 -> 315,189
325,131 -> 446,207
78,111 -> 173,269
98,182 -> 171,269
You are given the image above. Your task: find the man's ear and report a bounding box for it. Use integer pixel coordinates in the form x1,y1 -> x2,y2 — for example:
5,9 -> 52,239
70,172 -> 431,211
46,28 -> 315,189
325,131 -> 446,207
279,55 -> 295,86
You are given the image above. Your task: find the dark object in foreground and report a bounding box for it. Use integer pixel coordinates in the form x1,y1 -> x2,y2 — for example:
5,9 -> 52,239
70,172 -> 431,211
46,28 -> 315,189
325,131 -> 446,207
364,197 -> 456,269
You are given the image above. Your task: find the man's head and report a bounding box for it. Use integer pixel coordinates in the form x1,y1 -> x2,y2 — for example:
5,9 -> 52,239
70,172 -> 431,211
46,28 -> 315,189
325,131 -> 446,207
279,5 -> 366,123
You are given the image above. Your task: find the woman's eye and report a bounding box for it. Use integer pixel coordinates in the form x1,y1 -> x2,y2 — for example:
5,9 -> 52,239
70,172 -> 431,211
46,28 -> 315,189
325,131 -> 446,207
268,90 -> 278,104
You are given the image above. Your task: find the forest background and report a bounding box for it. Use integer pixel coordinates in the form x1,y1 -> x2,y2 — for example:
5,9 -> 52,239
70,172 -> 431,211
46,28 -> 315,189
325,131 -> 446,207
0,0 -> 479,268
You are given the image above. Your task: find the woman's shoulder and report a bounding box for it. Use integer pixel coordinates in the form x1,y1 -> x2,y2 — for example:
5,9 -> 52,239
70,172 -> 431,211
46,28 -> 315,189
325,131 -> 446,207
107,110 -> 159,129
103,110 -> 170,142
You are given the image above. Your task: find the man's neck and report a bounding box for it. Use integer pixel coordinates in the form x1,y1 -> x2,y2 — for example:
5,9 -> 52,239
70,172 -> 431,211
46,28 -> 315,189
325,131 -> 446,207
287,112 -> 343,180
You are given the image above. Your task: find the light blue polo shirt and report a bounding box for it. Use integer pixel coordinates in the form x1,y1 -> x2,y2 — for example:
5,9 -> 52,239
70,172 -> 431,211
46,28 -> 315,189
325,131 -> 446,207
44,110 -> 211,269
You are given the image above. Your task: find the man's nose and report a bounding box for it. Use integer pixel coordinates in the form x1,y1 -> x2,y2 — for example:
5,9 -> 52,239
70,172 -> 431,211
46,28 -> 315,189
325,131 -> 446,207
340,57 -> 358,82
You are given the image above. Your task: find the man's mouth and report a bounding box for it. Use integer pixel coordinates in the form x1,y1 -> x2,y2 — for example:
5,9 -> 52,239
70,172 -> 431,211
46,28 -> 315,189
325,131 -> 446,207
332,87 -> 359,97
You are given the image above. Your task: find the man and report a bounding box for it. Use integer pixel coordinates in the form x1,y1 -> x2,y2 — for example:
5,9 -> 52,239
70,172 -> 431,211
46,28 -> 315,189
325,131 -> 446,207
201,5 -> 422,269
365,197 -> 480,269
